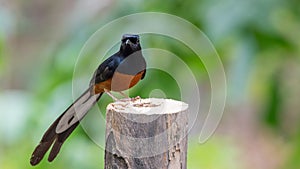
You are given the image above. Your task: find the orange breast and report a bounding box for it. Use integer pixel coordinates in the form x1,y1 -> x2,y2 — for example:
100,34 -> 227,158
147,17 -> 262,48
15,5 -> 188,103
110,70 -> 144,91
93,70 -> 145,93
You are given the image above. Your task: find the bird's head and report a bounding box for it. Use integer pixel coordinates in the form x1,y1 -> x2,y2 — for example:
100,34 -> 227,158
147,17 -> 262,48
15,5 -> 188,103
120,34 -> 141,55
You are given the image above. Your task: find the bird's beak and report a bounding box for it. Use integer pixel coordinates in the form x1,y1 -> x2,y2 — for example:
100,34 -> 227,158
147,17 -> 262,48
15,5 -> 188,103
125,39 -> 130,45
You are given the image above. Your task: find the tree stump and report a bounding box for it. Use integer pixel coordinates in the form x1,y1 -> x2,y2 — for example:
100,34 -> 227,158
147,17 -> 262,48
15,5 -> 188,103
105,98 -> 188,169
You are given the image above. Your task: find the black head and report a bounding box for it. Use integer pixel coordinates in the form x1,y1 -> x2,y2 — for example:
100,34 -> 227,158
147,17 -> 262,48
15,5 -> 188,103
120,34 -> 141,55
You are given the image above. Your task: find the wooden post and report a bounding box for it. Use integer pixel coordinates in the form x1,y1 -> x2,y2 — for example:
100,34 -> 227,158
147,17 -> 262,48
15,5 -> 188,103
105,98 -> 188,169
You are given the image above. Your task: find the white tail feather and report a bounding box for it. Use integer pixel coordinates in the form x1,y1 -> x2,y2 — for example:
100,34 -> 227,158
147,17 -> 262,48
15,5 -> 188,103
56,90 -> 101,133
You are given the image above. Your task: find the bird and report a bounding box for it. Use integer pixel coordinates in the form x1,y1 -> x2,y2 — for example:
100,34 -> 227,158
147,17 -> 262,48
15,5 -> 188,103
30,34 -> 146,166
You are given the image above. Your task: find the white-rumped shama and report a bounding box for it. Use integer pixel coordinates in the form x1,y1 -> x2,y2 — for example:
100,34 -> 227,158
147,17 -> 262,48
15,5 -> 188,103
30,34 -> 146,166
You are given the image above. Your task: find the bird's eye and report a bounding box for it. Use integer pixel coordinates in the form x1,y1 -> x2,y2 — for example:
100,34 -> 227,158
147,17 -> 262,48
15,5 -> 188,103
121,38 -> 139,44
130,38 -> 138,44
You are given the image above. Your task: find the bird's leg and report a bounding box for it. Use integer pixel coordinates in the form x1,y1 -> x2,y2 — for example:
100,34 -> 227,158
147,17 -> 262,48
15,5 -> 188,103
118,91 -> 130,98
104,89 -> 118,101
119,91 -> 141,101
118,91 -> 133,101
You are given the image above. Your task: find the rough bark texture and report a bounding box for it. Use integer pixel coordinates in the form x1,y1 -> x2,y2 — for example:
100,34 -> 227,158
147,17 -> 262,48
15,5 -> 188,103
105,98 -> 188,169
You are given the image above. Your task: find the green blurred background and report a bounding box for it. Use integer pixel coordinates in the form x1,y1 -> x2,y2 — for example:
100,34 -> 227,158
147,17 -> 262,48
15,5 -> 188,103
1,0 -> 300,169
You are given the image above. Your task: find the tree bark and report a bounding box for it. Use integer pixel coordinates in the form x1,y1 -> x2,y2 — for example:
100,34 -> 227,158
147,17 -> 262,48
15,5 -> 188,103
105,98 -> 188,169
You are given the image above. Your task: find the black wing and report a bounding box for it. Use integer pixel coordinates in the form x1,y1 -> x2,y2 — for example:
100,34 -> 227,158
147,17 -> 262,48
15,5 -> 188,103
90,53 -> 122,86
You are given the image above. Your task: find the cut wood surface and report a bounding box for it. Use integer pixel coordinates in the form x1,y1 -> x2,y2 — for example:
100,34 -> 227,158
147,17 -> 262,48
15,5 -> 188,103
105,98 -> 188,169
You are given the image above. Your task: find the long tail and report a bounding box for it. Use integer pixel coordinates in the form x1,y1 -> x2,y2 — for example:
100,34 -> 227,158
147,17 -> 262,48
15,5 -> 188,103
30,89 -> 102,166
